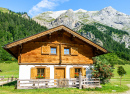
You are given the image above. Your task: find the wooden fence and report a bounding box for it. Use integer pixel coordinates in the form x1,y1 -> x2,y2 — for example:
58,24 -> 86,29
17,72 -> 101,89
0,76 -> 17,86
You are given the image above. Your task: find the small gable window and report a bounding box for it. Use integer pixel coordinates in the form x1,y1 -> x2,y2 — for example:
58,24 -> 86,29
64,48 -> 70,55
51,47 -> 57,54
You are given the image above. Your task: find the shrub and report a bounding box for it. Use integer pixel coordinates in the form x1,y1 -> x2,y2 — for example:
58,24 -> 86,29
91,58 -> 114,84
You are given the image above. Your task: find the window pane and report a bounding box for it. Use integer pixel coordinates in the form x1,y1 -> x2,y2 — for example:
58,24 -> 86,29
78,69 -> 80,72
38,69 -> 40,74
41,69 -> 44,74
64,48 -> 69,55
51,48 -> 56,54
37,68 -> 45,77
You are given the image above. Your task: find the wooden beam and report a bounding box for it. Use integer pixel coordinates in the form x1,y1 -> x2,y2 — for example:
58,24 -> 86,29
48,33 -> 51,39
71,35 -> 75,41
59,44 -> 62,64
19,44 -> 22,63
18,63 -> 93,65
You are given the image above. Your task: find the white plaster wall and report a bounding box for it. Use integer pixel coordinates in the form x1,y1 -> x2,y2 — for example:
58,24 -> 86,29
19,65 -> 91,80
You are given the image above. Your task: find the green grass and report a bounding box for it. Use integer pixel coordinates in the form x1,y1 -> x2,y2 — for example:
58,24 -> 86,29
0,82 -> 129,94
0,62 -> 130,93
0,7 -> 9,13
0,61 -> 19,78
111,64 -> 130,81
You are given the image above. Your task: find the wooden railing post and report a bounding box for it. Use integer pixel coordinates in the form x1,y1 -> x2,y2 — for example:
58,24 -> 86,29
99,78 -> 100,86
8,77 -> 9,82
11,76 -> 13,82
17,80 -> 19,89
79,71 -> 82,89
38,79 -> 39,89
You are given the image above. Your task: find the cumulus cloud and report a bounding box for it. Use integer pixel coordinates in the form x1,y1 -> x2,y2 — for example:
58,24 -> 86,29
28,0 -> 69,17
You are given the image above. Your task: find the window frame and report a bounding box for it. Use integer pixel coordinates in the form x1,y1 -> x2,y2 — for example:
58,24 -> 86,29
50,47 -> 57,55
37,68 -> 45,79
64,48 -> 70,55
74,68 -> 82,78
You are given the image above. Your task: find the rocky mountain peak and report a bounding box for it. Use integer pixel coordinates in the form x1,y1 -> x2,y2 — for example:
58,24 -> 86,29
99,6 -> 118,16
74,9 -> 87,13
104,6 -> 116,11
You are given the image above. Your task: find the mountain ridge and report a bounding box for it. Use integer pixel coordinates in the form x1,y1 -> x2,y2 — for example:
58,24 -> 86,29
32,6 -> 130,34
32,6 -> 130,49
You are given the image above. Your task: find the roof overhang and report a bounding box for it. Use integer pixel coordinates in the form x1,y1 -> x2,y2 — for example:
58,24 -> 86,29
3,25 -> 109,59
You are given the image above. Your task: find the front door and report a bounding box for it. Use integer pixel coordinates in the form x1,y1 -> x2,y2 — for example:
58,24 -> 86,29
55,68 -> 65,79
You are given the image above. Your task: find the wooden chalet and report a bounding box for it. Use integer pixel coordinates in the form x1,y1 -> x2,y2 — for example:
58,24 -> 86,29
3,25 -> 108,89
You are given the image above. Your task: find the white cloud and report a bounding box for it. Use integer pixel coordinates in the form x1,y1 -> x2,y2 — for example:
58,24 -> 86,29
28,0 -> 69,17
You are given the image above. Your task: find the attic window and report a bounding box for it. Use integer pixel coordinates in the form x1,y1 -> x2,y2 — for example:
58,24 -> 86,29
51,47 -> 57,54
64,48 -> 70,55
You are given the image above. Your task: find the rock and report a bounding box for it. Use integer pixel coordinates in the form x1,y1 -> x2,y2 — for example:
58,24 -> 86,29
112,33 -> 130,49
22,14 -> 29,19
80,31 -> 103,46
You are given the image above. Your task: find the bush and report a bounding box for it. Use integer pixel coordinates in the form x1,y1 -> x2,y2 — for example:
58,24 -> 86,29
91,58 -> 114,84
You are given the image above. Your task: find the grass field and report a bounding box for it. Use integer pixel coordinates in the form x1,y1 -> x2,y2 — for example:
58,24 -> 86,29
0,61 -> 19,78
0,62 -> 130,94
111,64 -> 130,82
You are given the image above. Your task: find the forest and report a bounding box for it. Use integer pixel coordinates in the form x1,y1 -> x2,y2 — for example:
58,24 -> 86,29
0,11 -> 47,61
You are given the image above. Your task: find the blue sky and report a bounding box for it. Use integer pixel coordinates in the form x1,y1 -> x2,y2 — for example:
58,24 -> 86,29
0,0 -> 130,17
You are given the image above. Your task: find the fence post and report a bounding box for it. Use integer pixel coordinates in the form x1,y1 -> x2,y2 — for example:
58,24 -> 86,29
8,77 -> 9,82
11,76 -> 13,81
79,71 -> 82,89
38,79 -> 39,89
15,77 -> 17,81
99,78 -> 100,86
17,80 -> 19,89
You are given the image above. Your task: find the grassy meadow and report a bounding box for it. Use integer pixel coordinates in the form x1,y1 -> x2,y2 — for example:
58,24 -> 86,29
0,61 -> 130,94
0,61 -> 19,78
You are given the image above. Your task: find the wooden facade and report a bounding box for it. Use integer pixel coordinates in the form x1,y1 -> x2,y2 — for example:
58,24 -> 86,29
17,31 -> 94,64
4,25 -> 109,80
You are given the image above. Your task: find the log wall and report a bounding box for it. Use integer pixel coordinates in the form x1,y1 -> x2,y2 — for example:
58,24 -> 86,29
19,31 -> 94,64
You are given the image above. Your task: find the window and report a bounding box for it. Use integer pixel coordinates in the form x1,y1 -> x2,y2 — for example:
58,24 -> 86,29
64,48 -> 70,55
51,47 -> 56,54
75,68 -> 81,78
37,68 -> 45,79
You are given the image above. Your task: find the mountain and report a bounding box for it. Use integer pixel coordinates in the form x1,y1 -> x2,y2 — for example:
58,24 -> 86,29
33,6 -> 130,49
32,6 -> 130,33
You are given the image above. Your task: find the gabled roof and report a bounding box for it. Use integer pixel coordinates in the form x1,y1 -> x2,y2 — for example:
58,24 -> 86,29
4,25 -> 109,59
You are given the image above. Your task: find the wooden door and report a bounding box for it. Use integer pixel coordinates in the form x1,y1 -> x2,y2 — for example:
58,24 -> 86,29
55,68 -> 65,79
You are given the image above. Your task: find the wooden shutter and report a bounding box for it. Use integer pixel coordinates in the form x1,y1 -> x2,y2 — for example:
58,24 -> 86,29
71,47 -> 78,55
41,46 -> 50,54
31,67 -> 37,79
82,68 -> 86,77
70,67 -> 75,78
45,67 -> 50,79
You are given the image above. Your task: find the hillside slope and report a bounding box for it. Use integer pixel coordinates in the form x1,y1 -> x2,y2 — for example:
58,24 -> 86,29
0,10 -> 47,61
77,23 -> 130,63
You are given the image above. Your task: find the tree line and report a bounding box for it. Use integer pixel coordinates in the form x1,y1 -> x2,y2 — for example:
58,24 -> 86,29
0,11 -> 47,61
